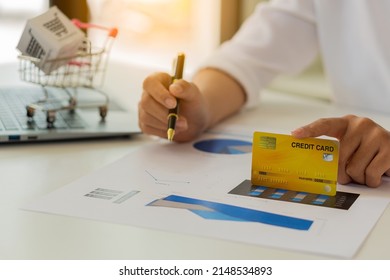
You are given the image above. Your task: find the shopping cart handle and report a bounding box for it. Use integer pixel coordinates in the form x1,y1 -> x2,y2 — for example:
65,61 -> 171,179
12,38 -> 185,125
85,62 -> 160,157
71,19 -> 118,38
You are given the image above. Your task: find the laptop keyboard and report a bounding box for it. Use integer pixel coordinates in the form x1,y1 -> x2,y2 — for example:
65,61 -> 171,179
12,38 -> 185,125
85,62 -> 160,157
0,89 -> 86,131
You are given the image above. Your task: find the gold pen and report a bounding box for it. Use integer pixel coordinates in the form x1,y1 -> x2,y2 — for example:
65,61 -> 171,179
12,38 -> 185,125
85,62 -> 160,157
167,52 -> 185,141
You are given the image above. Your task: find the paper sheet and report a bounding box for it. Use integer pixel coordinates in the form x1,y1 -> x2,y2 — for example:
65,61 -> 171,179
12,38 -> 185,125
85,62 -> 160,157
22,130 -> 390,258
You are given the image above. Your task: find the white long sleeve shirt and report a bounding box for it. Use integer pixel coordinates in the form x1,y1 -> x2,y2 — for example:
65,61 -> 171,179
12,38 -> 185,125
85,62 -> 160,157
203,0 -> 390,114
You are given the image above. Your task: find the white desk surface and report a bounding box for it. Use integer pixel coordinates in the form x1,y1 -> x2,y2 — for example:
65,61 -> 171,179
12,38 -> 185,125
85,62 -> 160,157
1,60 -> 390,260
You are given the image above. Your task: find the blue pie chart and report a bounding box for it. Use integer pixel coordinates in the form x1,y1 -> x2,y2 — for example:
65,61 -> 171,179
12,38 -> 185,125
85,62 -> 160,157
193,139 -> 252,154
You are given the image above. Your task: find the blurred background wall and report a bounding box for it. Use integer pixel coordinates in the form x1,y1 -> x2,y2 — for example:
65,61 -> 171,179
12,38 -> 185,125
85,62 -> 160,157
0,0 -> 329,99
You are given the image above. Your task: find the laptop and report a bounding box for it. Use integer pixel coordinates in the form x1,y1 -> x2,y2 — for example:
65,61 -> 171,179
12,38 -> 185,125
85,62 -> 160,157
0,85 -> 141,143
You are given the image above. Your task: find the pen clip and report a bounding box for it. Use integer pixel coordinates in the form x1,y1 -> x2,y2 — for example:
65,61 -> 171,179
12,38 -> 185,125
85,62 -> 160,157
171,58 -> 178,80
171,53 -> 185,82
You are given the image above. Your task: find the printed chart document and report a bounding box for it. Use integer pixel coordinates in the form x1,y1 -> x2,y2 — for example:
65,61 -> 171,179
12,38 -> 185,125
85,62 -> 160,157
23,130 -> 390,258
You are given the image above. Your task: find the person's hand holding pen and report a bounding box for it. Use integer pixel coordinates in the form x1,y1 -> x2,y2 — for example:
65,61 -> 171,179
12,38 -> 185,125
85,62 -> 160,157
138,54 -> 211,142
138,54 -> 246,142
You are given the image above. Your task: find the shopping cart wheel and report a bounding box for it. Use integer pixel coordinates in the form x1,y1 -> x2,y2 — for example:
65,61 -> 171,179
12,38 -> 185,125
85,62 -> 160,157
26,105 -> 35,118
69,97 -> 77,113
46,111 -> 56,128
99,106 -> 108,120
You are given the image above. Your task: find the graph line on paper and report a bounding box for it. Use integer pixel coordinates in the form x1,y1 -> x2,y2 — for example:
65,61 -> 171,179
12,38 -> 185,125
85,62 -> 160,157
145,170 -> 191,186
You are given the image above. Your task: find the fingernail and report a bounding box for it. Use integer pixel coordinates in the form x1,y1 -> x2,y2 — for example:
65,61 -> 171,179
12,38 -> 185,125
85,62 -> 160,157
164,98 -> 176,108
176,119 -> 187,129
291,127 -> 304,137
170,83 -> 182,94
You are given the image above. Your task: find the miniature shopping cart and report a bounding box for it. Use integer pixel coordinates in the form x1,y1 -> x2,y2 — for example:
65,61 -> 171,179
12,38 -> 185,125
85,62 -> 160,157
17,20 -> 118,128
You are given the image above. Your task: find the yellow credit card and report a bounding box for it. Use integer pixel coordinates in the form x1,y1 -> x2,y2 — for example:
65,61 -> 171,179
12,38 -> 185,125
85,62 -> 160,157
251,132 -> 339,196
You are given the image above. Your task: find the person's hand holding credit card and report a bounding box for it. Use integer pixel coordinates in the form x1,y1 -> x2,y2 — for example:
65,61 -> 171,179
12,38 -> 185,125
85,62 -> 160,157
251,132 -> 339,196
